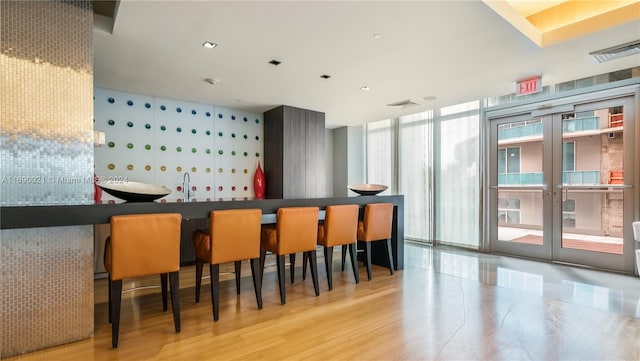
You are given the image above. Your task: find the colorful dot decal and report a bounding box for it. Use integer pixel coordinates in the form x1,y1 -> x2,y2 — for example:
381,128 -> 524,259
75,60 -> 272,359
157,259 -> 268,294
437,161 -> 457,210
218,186 -> 223,191
255,152 -> 260,157
145,103 -> 151,109
191,167 -> 197,172
243,152 -> 248,157
160,166 -> 167,171
218,150 -> 223,155
160,105 -> 166,111
218,113 -> 223,119
127,100 -> 133,106
160,125 -> 166,131
145,123 -> 151,129
243,117 -> 248,122
255,136 -> 260,140
108,97 -> 115,104
243,169 -> 248,174
206,112 -> 211,117
218,131 -> 223,137
127,143 -> 133,149
231,115 -> 236,120
108,163 -> 115,170
231,168 -> 236,174
145,165 -> 151,171
255,119 -> 260,124
231,133 -> 236,138
218,168 -> 223,173
206,149 -> 211,154
206,130 -> 211,135
160,145 -> 166,151
206,168 -> 211,173
127,164 -> 134,170
176,107 -> 182,113
176,166 -> 182,172
232,186 -> 236,191
127,121 -> 133,127
243,134 -> 248,139
191,148 -> 197,153
191,110 -> 197,115
145,144 -> 151,150
176,147 -> 182,152
191,129 -> 197,134
176,127 -> 182,133
231,151 -> 236,156
107,119 -> 115,126
108,141 -> 115,148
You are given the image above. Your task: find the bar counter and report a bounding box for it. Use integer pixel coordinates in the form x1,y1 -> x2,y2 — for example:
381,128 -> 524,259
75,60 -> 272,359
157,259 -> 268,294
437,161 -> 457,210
1,195 -> 404,269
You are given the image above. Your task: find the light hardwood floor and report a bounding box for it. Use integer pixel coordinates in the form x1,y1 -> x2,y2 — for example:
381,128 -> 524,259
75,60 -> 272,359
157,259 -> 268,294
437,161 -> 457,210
6,245 -> 640,361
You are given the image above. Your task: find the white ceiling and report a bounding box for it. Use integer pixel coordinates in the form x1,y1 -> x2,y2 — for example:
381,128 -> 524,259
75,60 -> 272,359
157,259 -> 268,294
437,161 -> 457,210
93,1 -> 640,128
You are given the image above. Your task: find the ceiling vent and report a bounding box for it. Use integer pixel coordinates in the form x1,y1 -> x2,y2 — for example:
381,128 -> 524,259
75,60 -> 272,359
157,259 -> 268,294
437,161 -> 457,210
386,99 -> 421,108
590,40 -> 640,63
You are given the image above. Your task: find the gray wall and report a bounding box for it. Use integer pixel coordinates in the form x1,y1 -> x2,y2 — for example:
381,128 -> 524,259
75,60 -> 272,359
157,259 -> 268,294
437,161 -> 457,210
331,125 -> 365,197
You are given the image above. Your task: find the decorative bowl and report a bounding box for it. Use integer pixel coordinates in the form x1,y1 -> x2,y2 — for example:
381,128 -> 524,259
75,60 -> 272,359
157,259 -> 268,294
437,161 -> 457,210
347,184 -> 388,196
98,181 -> 171,202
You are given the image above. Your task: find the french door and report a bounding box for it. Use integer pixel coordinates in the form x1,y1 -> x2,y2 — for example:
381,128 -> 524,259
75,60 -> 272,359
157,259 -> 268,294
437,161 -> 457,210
488,88 -> 636,273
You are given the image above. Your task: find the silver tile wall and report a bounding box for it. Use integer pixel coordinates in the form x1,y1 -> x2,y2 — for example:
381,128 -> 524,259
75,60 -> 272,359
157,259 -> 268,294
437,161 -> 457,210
0,0 -> 94,357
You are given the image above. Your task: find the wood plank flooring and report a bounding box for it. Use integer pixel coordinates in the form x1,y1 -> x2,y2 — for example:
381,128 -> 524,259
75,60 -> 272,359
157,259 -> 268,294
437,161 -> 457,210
6,245 -> 640,361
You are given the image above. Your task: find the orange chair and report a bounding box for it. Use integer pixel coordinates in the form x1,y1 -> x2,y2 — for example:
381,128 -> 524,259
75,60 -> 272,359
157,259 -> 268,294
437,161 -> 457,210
260,207 -> 320,304
304,205 -> 360,290
192,209 -> 263,321
104,213 -> 182,348
343,203 -> 395,280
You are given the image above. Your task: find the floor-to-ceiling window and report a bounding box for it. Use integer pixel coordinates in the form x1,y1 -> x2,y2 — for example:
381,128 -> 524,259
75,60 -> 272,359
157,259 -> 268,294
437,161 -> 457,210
435,101 -> 481,248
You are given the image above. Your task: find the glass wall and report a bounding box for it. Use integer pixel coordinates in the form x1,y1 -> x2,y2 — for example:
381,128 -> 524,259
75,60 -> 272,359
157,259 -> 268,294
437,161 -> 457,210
435,101 -> 480,247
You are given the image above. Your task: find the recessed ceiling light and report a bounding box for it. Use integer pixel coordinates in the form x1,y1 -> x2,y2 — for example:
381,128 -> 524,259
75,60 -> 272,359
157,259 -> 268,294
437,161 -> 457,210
202,41 -> 217,49
268,59 -> 282,66
320,74 -> 331,79
361,86 -> 370,91
373,33 -> 383,39
204,78 -> 219,85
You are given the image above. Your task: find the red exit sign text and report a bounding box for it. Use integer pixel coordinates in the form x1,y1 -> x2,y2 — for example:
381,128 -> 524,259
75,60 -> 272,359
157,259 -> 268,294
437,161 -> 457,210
516,76 -> 542,96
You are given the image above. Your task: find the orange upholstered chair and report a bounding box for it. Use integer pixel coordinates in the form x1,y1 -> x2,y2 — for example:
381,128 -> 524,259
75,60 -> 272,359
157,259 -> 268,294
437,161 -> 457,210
104,213 -> 182,348
349,203 -> 395,280
192,209 -> 263,321
305,205 -> 359,290
260,207 -> 320,304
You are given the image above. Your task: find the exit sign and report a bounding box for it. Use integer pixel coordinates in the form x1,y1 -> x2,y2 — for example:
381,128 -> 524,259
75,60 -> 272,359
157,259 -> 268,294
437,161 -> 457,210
516,76 -> 542,96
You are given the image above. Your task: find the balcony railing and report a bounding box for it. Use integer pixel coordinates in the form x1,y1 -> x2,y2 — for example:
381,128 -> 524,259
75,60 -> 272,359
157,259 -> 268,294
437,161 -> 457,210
498,171 -> 600,185
562,116 -> 599,133
498,116 -> 600,141
498,123 -> 543,140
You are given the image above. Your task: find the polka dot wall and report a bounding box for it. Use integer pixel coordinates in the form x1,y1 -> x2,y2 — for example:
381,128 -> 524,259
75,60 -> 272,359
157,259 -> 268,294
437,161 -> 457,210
93,87 -> 263,201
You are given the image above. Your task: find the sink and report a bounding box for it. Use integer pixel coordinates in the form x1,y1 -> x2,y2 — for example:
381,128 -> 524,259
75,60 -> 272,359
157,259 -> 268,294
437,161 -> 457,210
98,181 -> 171,202
347,184 -> 388,196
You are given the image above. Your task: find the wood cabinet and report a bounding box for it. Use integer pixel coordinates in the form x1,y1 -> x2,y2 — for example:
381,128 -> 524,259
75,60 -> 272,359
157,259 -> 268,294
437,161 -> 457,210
263,105 -> 325,198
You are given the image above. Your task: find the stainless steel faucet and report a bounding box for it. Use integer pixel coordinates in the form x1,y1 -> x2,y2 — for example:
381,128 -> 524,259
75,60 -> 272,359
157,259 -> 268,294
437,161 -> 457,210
182,172 -> 191,200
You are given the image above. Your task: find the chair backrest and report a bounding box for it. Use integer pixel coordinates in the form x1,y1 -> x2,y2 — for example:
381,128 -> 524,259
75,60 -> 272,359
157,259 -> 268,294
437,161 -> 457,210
321,204 -> 359,247
276,207 -> 319,254
108,213 -> 182,280
210,209 -> 262,264
359,203 -> 394,242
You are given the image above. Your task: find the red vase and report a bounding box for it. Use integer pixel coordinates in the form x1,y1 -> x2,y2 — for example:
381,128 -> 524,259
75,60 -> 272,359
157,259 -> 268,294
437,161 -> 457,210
253,161 -> 265,199
93,173 -> 102,203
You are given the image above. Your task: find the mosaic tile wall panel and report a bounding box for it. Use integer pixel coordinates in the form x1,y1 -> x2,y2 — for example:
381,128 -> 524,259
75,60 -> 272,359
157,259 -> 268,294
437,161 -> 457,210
0,226 -> 94,357
0,1 -> 95,357
0,0 -> 94,206
93,87 -> 264,202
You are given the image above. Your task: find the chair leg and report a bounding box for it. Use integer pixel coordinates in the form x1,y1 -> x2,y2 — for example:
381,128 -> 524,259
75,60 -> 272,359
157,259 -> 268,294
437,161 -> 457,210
349,243 -> 360,284
324,246 -> 334,290
169,271 -> 181,332
386,239 -> 395,275
250,258 -> 263,310
210,263 -> 220,321
289,253 -> 296,284
160,273 -> 168,312
108,274 -> 112,323
235,260 -> 242,295
302,252 -> 309,280
110,279 -> 123,348
195,258 -> 204,303
260,249 -> 267,282
341,245 -> 348,271
277,254 -> 286,305
364,241 -> 372,281
308,250 -> 320,296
